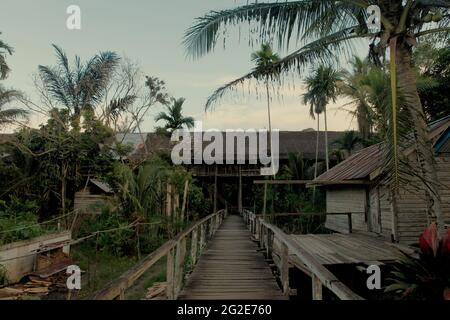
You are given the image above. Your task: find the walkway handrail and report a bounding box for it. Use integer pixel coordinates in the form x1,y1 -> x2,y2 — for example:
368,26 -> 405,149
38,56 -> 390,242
91,209 -> 228,300
242,209 -> 364,300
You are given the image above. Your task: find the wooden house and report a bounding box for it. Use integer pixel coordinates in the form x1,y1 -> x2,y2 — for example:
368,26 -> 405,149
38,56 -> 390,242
312,116 -> 450,244
74,179 -> 114,215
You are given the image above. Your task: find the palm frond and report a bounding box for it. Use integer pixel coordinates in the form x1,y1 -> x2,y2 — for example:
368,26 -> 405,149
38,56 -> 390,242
184,0 -> 367,58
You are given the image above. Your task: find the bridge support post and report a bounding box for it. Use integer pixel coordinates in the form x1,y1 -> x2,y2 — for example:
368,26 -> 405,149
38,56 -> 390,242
200,224 -> 206,250
190,227 -> 198,266
281,242 -> 290,295
166,248 -> 175,300
174,239 -> 187,299
312,274 -> 323,300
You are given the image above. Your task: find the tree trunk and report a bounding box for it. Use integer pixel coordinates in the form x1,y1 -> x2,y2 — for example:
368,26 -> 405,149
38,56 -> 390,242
324,105 -> 330,171
313,114 -> 320,204
266,78 -> 274,175
396,42 -> 444,236
314,114 -> 320,180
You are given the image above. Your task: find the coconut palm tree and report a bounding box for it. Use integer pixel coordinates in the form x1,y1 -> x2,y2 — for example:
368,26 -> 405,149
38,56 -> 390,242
0,34 -> 13,80
205,43 -> 280,175
340,56 -> 375,140
38,45 -> 120,121
184,1 -> 450,236
155,97 -> 195,132
303,65 -> 343,172
0,85 -> 27,128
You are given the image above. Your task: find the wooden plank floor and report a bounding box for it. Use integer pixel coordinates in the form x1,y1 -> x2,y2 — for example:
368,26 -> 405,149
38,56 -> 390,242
289,233 -> 405,266
179,215 -> 286,300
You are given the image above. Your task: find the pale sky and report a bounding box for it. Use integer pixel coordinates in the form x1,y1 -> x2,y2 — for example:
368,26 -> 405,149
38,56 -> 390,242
0,0 -> 363,132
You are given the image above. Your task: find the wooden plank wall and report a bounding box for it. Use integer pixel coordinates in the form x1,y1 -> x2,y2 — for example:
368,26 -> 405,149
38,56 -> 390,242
325,187 -> 366,234
397,157 -> 450,244
74,191 -> 110,214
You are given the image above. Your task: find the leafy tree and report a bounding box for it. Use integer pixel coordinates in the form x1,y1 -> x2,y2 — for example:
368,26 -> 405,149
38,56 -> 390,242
415,44 -> 450,122
0,33 -> 13,80
155,97 -> 194,132
184,1 -> 450,235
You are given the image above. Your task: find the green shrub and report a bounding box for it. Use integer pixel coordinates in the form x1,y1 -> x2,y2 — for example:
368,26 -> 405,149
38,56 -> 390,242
0,196 -> 42,245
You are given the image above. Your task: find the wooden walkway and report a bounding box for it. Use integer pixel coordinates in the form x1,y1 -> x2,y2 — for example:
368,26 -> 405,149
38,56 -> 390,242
179,215 -> 286,300
289,233 -> 406,266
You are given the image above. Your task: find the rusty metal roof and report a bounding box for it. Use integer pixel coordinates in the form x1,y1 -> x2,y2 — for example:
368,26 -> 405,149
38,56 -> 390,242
314,143 -> 384,183
315,116 -> 450,184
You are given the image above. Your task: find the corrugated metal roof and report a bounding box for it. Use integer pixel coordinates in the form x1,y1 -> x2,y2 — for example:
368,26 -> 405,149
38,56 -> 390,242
314,143 -> 384,183
315,116 -> 450,184
89,179 -> 113,194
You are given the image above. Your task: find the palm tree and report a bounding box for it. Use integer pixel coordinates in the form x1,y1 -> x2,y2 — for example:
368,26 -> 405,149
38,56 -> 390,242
303,65 -> 342,172
0,34 -> 13,80
333,130 -> 363,159
0,85 -> 27,128
155,98 -> 195,132
184,1 -> 450,236
204,43 -> 280,175
251,44 -> 280,158
38,45 -> 120,121
340,57 -> 375,140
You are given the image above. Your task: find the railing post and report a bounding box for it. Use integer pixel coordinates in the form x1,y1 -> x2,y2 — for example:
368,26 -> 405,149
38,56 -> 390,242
174,239 -> 187,299
347,213 -> 353,233
190,227 -> 198,266
200,223 -> 206,250
166,248 -> 175,300
312,274 -> 323,300
281,242 -> 290,295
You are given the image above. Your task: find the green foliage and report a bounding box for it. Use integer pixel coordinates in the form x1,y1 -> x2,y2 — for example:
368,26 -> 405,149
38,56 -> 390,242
154,97 -> 195,132
0,108 -> 116,218
77,207 -> 136,257
188,182 -> 212,219
0,264 -> 8,286
0,196 -> 43,245
415,43 -> 450,122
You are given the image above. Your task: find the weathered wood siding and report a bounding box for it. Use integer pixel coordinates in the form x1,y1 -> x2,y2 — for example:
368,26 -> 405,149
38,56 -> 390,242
369,186 -> 392,239
396,157 -> 450,244
74,191 -> 110,214
325,187 -> 367,234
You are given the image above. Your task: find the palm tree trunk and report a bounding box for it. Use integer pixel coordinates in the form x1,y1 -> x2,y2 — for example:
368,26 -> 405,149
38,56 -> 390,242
324,105 -> 329,171
396,42 -> 444,237
266,78 -> 274,175
313,113 -> 320,204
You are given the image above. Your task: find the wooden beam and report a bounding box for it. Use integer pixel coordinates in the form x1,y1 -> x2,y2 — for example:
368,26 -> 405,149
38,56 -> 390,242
255,212 -> 361,218
166,248 -> 175,299
254,179 -> 368,186
258,219 -> 364,300
312,274 -> 323,300
262,183 -> 267,218
174,239 -> 187,299
180,180 -> 189,223
190,227 -> 198,266
280,242 -> 289,296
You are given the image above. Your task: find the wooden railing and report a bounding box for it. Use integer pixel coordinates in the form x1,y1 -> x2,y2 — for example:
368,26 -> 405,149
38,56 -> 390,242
253,212 -> 355,233
91,209 -> 228,300
242,210 -> 364,300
